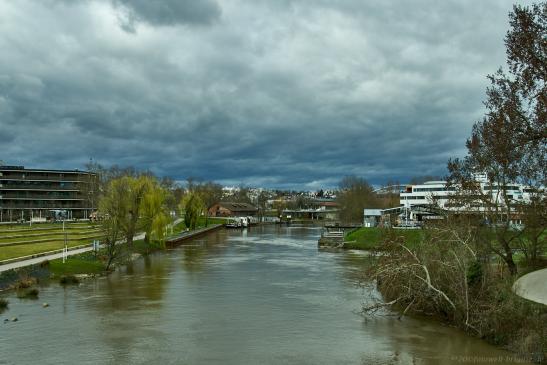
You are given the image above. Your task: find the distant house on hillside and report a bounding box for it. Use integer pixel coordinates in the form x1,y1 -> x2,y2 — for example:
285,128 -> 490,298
208,202 -> 258,217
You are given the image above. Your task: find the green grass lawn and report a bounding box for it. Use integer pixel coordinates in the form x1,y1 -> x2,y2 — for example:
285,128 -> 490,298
344,227 -> 424,250
0,222 -> 95,233
48,252 -> 105,276
0,231 -> 102,244
0,240 -> 93,261
0,228 -> 100,238
344,227 -> 385,250
0,224 -> 103,258
0,217 -> 224,262
47,237 -> 172,277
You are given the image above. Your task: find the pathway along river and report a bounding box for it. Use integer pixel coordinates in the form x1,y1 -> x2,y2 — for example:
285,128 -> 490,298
0,225 -> 529,364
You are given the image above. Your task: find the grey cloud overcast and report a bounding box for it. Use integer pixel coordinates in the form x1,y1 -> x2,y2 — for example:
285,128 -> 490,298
0,0 -> 532,188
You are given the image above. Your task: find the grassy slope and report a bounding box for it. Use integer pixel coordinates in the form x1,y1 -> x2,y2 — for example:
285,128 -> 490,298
344,227 -> 424,250
0,218 -> 226,262
344,228 -> 384,250
47,240 -> 158,277
48,254 -> 105,276
0,222 -> 104,261
0,240 -> 92,261
1,219 -> 225,280
0,223 -> 93,232
0,231 -> 102,244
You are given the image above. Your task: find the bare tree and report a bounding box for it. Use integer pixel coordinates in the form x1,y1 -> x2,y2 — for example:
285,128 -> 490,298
336,176 -> 380,224
448,2 -> 546,276
195,181 -> 223,226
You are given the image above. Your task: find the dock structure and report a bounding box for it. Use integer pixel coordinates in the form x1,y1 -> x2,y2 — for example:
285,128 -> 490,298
318,230 -> 345,248
324,223 -> 361,230
318,223 -> 362,248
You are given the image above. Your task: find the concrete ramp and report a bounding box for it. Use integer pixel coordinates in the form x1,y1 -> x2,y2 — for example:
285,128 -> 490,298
513,268 -> 547,306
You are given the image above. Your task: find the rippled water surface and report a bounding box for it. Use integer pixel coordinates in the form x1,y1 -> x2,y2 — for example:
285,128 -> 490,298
0,225 -> 526,364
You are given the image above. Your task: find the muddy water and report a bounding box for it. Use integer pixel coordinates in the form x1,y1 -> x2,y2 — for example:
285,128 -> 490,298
0,225 -> 528,364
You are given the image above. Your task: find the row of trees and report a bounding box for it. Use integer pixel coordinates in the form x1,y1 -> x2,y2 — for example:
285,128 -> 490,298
84,164 -> 229,269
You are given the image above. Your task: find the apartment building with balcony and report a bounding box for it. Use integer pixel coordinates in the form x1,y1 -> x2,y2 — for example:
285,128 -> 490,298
0,165 -> 96,222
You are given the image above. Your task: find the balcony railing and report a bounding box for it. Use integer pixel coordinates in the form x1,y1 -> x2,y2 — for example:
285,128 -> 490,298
0,176 -> 90,182
0,202 -> 92,209
0,193 -> 84,200
0,185 -> 80,191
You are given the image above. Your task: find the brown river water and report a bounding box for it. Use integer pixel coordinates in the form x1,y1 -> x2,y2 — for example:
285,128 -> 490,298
0,225 -> 530,364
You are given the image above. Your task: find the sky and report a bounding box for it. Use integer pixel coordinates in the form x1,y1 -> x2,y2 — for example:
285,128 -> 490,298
0,0 -> 533,189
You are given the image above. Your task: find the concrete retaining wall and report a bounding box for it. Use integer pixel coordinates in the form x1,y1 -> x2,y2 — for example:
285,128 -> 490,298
165,224 -> 224,247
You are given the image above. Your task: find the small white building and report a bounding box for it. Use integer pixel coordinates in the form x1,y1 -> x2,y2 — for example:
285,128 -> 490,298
363,209 -> 383,227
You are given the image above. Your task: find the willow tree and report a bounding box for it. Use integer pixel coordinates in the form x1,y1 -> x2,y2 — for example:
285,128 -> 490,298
180,192 -> 205,230
99,175 -> 158,247
122,176 -> 156,247
140,182 -> 170,247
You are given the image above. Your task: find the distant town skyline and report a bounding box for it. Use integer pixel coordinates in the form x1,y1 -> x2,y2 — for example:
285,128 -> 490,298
0,0 -> 534,189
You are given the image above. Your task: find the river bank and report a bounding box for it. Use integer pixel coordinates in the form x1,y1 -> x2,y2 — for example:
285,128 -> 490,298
0,223 -> 224,294
0,225 -> 528,364
359,226 -> 546,363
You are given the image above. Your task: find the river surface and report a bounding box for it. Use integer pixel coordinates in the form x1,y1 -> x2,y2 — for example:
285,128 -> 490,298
0,225 -> 528,364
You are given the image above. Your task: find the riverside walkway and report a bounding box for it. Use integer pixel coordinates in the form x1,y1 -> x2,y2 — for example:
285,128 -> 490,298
513,268 -> 547,306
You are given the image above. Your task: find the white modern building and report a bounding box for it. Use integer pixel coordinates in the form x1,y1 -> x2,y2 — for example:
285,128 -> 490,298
401,177 -> 536,210
400,180 -> 456,210
364,175 -> 542,227
398,175 -> 540,223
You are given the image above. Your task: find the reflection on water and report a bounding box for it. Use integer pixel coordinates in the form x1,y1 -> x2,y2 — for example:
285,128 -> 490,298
0,225 -> 529,365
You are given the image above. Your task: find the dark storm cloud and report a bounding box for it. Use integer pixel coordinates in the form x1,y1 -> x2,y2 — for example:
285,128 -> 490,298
113,0 -> 221,28
0,0 -> 534,188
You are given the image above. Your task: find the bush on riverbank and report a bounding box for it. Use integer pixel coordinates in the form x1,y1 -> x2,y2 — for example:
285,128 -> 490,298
365,221 -> 547,362
13,277 -> 36,290
0,298 -> 8,311
59,275 -> 80,285
17,288 -> 39,299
